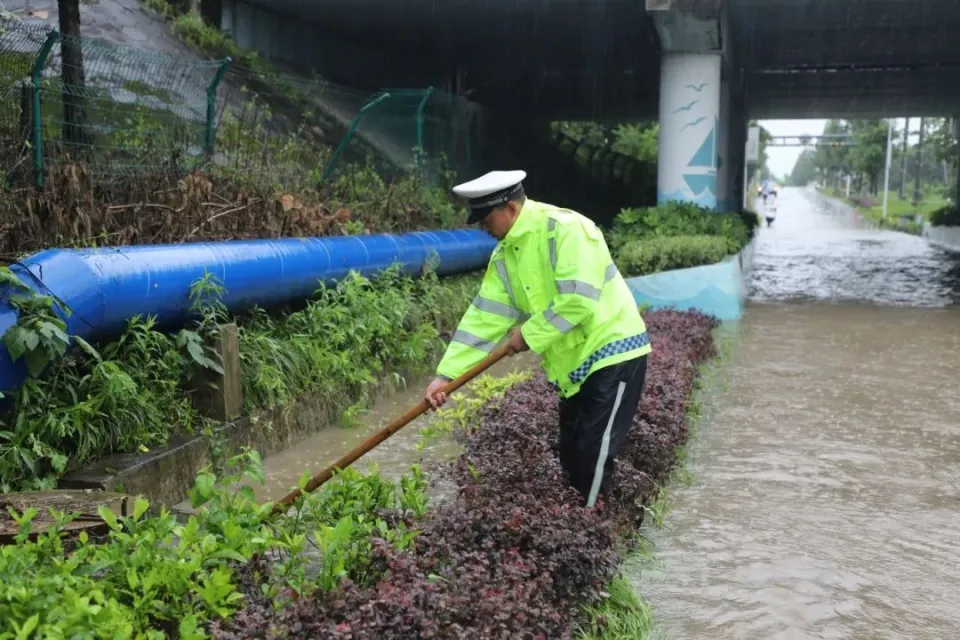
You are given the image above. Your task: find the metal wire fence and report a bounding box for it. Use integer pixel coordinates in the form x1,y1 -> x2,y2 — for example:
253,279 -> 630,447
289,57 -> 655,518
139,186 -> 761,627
0,17 -> 482,189
0,19 -> 54,176
320,87 -> 484,186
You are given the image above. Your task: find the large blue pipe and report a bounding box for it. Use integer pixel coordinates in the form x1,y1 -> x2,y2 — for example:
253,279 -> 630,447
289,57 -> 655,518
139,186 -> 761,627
0,229 -> 496,392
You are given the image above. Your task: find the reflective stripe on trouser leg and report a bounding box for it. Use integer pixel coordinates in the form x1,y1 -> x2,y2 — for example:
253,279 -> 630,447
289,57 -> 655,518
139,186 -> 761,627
586,381 -> 626,508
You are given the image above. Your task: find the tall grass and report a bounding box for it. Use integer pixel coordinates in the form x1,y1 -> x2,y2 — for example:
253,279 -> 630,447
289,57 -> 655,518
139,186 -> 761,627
0,267 -> 477,492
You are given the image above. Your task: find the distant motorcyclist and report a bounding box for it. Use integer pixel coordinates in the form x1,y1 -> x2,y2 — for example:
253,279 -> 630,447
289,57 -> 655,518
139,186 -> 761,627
760,180 -> 777,204
763,202 -> 777,228
760,181 -> 778,227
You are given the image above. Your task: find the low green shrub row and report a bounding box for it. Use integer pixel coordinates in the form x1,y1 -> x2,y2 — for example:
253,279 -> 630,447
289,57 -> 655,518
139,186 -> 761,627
614,234 -> 732,277
0,267 -> 477,493
607,201 -> 757,276
929,205 -> 960,227
873,216 -> 923,235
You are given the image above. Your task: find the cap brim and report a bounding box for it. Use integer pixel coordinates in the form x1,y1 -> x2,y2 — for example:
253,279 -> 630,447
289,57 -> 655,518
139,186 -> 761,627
466,206 -> 494,225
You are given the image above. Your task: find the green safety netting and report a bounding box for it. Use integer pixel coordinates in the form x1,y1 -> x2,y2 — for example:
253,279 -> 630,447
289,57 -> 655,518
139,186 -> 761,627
322,87 -> 484,186
0,17 -> 482,189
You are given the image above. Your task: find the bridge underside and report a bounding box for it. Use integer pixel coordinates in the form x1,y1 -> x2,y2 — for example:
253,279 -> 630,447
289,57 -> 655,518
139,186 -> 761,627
232,0 -> 663,120
733,0 -> 960,118
237,0 -> 960,120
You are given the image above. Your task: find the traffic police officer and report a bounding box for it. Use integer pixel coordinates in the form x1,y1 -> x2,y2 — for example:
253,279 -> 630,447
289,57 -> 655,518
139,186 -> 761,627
424,170 -> 652,508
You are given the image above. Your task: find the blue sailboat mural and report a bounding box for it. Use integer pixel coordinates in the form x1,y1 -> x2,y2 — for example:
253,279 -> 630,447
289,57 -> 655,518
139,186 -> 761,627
681,116 -> 718,209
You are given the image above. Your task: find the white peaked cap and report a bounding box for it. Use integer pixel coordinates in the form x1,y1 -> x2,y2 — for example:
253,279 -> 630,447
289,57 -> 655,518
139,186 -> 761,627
452,170 -> 527,201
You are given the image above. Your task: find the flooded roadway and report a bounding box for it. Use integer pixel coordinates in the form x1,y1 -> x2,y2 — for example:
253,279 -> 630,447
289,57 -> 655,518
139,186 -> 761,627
636,187 -> 960,640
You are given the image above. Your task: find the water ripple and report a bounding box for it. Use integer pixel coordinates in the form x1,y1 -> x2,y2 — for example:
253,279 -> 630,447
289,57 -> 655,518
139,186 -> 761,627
637,188 -> 960,640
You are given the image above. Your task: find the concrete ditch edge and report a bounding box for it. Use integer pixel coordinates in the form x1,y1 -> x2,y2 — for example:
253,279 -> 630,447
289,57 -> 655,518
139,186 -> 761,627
59,370 -> 420,507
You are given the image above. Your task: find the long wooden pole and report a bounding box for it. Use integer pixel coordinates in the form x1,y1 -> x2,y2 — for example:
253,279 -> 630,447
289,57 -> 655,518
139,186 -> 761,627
271,344 -> 511,514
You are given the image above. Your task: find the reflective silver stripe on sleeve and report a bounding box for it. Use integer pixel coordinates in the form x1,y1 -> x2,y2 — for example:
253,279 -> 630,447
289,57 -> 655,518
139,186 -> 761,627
548,237 -> 557,271
493,258 -> 518,306
473,295 -> 523,320
544,307 -> 575,333
604,263 -> 619,282
547,218 -> 559,270
556,279 -> 602,300
452,329 -> 495,353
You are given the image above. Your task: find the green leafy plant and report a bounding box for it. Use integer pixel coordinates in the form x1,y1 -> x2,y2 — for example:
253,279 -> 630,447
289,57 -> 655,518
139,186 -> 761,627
237,268 -> 476,415
929,204 -> 960,227
416,370 -> 533,449
290,462 -> 429,591
178,273 -> 229,376
577,576 -> 656,640
0,448 -> 431,637
0,312 -> 202,491
614,235 -> 732,276
609,202 -> 754,256
0,269 -> 476,492
0,268 -> 73,378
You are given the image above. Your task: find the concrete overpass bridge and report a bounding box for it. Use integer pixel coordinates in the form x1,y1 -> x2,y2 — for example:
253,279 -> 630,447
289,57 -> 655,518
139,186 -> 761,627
217,0 -> 960,212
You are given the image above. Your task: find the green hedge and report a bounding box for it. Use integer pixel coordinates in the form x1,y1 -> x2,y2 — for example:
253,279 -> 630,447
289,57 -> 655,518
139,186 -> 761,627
607,201 -> 757,275
615,235 -> 731,276
608,201 -> 756,256
929,205 -> 960,227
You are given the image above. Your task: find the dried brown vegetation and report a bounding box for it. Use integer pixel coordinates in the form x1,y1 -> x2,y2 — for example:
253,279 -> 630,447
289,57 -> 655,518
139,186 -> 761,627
0,161 -> 464,259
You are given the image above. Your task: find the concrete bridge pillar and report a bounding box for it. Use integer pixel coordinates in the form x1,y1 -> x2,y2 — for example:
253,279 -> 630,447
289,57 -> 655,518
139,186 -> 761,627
647,0 -> 723,210
727,108 -> 747,212
656,53 -> 722,209
716,70 -> 731,211
954,117 -> 960,207
722,81 -> 748,213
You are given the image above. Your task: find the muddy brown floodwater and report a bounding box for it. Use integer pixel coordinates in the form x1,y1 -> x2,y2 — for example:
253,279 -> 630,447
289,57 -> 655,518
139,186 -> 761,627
254,353 -> 540,504
634,187 -> 960,640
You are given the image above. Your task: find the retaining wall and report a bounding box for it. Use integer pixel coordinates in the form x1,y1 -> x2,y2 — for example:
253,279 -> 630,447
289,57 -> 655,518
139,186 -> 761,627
624,237 -> 757,321
922,223 -> 960,253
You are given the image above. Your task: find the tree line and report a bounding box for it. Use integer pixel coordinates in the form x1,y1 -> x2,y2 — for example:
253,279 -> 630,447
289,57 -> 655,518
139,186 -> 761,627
788,118 -> 957,202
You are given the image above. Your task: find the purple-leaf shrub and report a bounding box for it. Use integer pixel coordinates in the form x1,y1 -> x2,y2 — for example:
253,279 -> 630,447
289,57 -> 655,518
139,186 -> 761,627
211,309 -> 718,639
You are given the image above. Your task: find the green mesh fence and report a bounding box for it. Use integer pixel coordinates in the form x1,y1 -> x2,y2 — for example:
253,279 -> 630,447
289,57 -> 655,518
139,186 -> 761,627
41,33 -> 225,178
323,87 -> 484,186
0,19 -> 54,172
212,68 -> 377,188
0,17 -> 482,190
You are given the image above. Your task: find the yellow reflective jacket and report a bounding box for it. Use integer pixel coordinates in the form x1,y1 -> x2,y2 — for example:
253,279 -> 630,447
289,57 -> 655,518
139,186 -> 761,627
436,199 -> 652,398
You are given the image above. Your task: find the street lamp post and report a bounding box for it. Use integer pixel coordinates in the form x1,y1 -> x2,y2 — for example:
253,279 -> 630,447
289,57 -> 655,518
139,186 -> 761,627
881,118 -> 894,223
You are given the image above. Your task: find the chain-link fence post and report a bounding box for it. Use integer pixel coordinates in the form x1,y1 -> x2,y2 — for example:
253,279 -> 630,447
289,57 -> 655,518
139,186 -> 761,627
415,86 -> 434,180
320,91 -> 391,186
31,30 -> 59,188
205,56 -> 232,156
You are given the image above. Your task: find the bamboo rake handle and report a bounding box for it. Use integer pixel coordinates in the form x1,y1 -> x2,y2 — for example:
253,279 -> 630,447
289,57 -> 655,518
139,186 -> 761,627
271,344 -> 511,514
